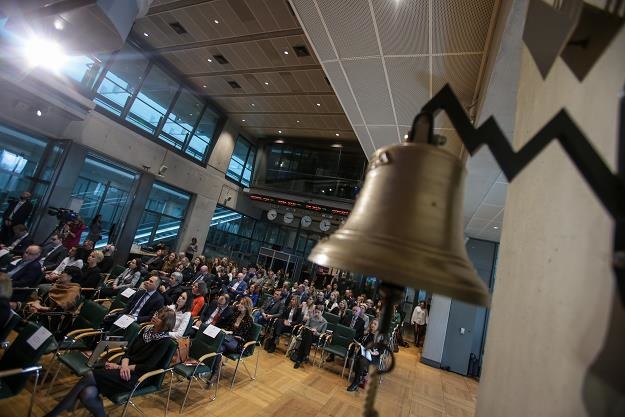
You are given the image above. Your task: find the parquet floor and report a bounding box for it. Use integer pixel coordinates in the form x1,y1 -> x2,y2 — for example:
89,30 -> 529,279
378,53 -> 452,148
3,341 -> 478,417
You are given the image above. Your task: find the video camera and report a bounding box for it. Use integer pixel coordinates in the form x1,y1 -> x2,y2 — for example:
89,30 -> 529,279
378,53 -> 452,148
47,207 -> 78,223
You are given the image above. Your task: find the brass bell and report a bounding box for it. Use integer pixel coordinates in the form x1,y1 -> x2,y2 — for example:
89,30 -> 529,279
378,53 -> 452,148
308,130 -> 489,306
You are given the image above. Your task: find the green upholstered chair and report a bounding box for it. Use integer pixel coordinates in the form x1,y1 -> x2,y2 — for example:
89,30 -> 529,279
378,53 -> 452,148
320,324 -> 356,378
224,322 -> 262,389
0,321 -> 54,417
105,337 -> 178,417
173,324 -> 225,412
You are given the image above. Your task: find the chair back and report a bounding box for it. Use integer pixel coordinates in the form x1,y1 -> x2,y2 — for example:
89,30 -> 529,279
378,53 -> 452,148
0,321 -> 53,394
108,321 -> 141,343
110,265 -> 126,277
0,311 -> 21,343
182,316 -> 194,337
190,325 -> 225,369
323,312 -> 339,324
242,323 -> 262,358
72,300 -> 108,330
330,324 -> 356,348
143,338 -> 178,388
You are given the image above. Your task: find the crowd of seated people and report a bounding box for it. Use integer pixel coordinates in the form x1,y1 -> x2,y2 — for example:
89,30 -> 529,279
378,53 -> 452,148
0,239 -> 407,416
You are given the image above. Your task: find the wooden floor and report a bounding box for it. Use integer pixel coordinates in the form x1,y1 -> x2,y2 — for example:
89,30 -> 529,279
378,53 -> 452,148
4,342 -> 478,417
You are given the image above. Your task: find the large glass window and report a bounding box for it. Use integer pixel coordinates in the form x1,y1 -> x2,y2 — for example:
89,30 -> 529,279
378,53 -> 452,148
0,124 -> 64,225
133,182 -> 191,249
71,156 -> 138,247
187,107 -> 219,161
62,54 -> 108,93
95,44 -> 149,116
126,65 -> 179,135
159,89 -> 203,150
227,136 -> 256,187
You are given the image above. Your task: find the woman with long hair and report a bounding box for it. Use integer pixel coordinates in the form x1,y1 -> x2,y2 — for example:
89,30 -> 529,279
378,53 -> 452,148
44,309 -> 176,417
168,292 -> 193,339
347,318 -> 381,391
222,297 -> 254,354
100,258 -> 141,298
160,252 -> 178,275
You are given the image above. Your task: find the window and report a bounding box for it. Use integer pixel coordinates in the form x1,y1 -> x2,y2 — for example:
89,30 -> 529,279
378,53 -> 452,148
226,136 -> 256,187
186,107 -> 219,161
0,124 -> 64,224
95,44 -> 149,116
159,89 -> 202,150
71,156 -> 138,247
63,55 -> 108,92
133,182 -> 191,249
126,66 -> 179,134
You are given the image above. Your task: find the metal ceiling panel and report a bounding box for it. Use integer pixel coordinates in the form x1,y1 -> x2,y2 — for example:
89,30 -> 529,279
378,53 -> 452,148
371,0 -> 429,55
385,56 -> 430,126
431,0 -> 497,54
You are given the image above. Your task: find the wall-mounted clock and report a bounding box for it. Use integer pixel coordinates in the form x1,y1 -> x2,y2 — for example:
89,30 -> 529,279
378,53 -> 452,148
301,215 -> 312,228
267,209 -> 277,221
320,218 -> 331,232
283,212 -> 294,224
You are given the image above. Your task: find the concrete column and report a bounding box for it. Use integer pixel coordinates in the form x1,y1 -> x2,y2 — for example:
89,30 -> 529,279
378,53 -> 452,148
208,119 -> 240,174
33,142 -> 88,242
113,173 -> 154,265
476,27 -> 625,417
175,194 -> 218,254
421,294 -> 451,367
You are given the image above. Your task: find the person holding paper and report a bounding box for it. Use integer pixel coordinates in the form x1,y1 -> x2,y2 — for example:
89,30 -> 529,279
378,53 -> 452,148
43,308 -> 176,417
195,294 -> 232,328
293,305 -> 328,369
104,276 -> 164,329
167,291 -> 193,339
99,258 -> 141,298
347,318 -> 381,392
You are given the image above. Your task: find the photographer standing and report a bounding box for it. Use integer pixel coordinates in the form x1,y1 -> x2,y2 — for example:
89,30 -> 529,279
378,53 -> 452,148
62,217 -> 86,250
1,191 -> 33,244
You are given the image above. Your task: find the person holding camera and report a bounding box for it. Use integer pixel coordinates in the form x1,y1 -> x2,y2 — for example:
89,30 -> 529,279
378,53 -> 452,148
62,217 -> 86,250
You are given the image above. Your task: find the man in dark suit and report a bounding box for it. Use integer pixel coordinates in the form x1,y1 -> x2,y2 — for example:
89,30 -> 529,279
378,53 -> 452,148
1,192 -> 33,244
0,224 -> 33,268
41,234 -> 68,271
195,294 -> 233,328
327,305 -> 366,363
103,275 -> 164,329
227,272 -> 248,300
188,265 -> 210,286
7,245 -> 43,302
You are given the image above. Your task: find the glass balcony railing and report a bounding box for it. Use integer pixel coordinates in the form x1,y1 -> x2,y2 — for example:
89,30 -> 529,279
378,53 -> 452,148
255,170 -> 362,200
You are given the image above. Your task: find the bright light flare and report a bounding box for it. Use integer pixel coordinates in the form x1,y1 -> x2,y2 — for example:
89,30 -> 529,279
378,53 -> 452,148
23,38 -> 67,72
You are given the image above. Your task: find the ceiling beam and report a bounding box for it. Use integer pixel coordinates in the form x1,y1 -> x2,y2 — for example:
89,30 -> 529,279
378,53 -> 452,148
205,91 -> 335,98
244,126 -> 354,132
229,111 -> 343,115
154,28 -> 305,53
186,64 -> 322,78
147,0 -> 219,15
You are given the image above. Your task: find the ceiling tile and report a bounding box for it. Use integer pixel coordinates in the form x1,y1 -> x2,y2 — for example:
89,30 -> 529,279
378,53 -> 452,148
367,125 -> 400,149
385,56 -> 429,126
431,0 -> 496,54
431,54 -> 482,105
372,0 -> 429,55
341,58 -> 395,125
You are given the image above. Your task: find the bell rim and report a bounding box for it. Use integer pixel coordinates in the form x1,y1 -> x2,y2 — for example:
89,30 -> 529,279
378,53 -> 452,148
309,232 -> 489,306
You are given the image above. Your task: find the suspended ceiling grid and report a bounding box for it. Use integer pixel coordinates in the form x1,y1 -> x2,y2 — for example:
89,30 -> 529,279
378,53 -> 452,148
132,0 -> 358,142
290,0 -> 507,241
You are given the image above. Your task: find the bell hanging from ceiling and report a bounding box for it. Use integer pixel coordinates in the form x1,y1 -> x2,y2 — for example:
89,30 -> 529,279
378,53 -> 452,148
309,114 -> 489,306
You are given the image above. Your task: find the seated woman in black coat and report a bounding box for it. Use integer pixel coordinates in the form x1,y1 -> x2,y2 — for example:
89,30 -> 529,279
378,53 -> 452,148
222,296 -> 254,354
44,308 -> 176,417
347,318 -> 381,392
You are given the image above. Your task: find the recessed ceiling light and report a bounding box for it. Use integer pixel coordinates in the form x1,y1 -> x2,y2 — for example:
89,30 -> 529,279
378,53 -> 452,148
214,19 -> 219,24
331,144 -> 343,148
264,82 -> 269,85
296,120 -> 300,123
251,103 -> 255,107
278,130 -> 282,134
316,103 -> 321,107
275,139 -> 284,144
202,85 -> 207,88
54,19 -> 64,31
335,133 -> 340,137
404,134 -> 409,139
36,109 -> 42,117
493,226 -> 499,229
241,119 -> 246,122
143,32 -> 149,37
207,58 -> 212,62
283,50 -> 289,55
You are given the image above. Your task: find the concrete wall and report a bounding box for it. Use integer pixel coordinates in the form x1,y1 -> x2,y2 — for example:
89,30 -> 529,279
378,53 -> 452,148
421,294 -> 451,367
476,23 -> 625,417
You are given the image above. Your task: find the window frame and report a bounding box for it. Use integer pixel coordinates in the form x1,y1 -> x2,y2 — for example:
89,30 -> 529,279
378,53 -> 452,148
83,40 -> 225,167
226,135 -> 257,187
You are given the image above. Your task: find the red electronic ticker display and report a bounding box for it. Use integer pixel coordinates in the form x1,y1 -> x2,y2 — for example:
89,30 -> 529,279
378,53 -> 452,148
249,194 -> 350,216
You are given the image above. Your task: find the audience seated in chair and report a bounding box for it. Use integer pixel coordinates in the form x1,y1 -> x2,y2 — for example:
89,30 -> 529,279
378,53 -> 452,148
167,291 -> 192,339
43,308 -> 176,417
27,266 -> 82,314
40,234 -> 68,272
227,273 -> 247,300
159,271 -> 185,305
98,245 -> 115,274
256,289 -> 285,326
7,245 -> 42,303
78,250 -> 104,290
268,296 -> 302,353
190,281 -> 207,317
45,246 -> 83,282
347,318 -> 381,392
293,305 -> 327,369
194,294 -> 232,328
0,273 -> 13,334
0,224 -> 33,268
100,258 -> 141,298
103,275 -> 164,329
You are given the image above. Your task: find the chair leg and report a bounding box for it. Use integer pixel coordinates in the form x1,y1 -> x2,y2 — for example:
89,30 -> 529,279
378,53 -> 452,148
165,370 -> 173,417
230,358 -> 241,390
179,376 -> 193,413
341,355 -> 349,379
348,356 -> 355,382
253,349 -> 260,380
212,357 -> 222,400
28,369 -> 40,417
46,362 -> 62,395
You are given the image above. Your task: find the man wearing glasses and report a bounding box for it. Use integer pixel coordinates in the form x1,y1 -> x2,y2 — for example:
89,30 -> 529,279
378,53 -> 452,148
41,234 -> 68,271
7,245 -> 43,303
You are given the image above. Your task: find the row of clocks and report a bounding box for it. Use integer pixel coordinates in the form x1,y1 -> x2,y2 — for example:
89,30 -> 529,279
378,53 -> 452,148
266,209 -> 332,231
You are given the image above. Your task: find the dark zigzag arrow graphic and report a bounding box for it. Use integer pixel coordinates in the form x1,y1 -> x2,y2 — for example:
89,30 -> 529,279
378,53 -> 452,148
421,84 -> 625,221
